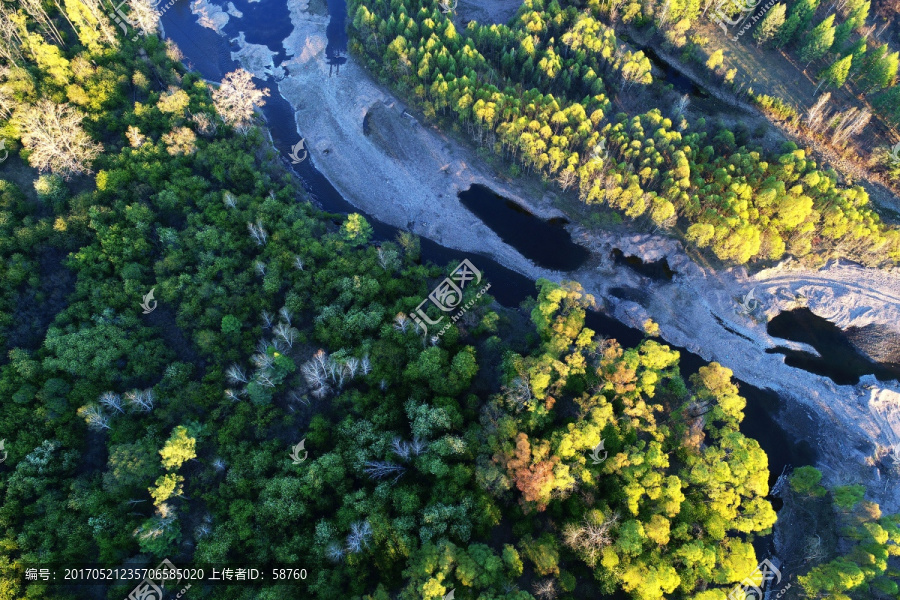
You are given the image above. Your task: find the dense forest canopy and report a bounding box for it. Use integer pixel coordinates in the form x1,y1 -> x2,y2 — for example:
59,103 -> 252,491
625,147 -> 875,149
349,0 -> 900,266
0,0 -> 897,599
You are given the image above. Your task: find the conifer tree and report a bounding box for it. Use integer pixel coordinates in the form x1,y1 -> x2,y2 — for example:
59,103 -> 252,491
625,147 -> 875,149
754,3 -> 786,47
819,54 -> 853,88
800,15 -> 836,65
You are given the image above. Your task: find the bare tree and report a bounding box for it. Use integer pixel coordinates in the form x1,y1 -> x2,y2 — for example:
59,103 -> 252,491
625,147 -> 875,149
274,322 -> 297,348
126,0 -> 161,35
557,169 -> 577,190
251,352 -> 274,370
533,580 -> 558,600
16,101 -> 103,179
345,520 -> 373,553
293,256 -> 305,271
247,221 -> 267,245
211,69 -> 270,132
830,107 -> 871,147
99,392 -> 124,413
0,9 -> 25,65
288,391 -> 310,406
125,389 -> 154,412
226,364 -> 249,384
80,404 -> 110,430
806,92 -> 832,132
345,357 -> 360,378
392,438 -> 412,460
255,261 -> 266,276
279,306 -> 293,326
393,312 -> 410,333
562,513 -> 619,567
673,94 -> 690,118
361,355 -> 372,375
261,310 -> 274,328
410,437 -> 428,456
325,542 -> 345,562
191,112 -> 218,137
363,460 -> 406,482
20,0 -> 64,45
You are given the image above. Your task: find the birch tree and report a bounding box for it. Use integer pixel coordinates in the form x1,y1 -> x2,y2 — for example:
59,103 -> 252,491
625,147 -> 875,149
211,69 -> 270,132
16,100 -> 103,178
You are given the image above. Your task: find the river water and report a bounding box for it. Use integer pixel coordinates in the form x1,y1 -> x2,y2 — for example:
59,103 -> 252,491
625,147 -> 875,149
160,0 -> 812,548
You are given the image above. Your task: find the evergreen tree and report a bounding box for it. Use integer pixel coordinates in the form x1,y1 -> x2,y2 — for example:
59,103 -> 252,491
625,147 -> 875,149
860,46 -> 899,91
754,3 -> 786,47
773,13 -> 801,47
800,15 -> 836,64
819,54 -> 853,88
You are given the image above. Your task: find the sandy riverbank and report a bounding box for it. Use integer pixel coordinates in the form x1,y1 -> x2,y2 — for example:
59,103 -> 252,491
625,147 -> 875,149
219,0 -> 900,511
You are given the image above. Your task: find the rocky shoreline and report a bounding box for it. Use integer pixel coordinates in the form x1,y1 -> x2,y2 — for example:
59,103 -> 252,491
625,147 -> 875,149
212,0 -> 900,512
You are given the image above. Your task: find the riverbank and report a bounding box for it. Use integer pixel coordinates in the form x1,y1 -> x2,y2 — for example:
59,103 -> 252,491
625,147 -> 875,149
221,0 -> 900,511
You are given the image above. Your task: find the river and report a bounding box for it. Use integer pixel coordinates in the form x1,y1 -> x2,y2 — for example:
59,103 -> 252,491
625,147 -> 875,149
159,0 -> 818,581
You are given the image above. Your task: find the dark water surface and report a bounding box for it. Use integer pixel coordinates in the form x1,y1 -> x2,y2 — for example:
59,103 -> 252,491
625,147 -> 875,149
767,308 -> 900,385
458,184 -> 591,271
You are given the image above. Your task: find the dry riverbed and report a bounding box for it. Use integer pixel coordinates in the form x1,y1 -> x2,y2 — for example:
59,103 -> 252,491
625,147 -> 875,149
219,0 -> 900,512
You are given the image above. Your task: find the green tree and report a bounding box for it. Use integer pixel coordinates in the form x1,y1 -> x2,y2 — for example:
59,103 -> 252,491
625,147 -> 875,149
819,54 -> 853,88
340,213 -> 374,245
754,3 -> 786,46
800,15 -> 836,64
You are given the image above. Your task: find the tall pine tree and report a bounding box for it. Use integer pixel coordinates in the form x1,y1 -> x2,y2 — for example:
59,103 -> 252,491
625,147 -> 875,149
800,14 -> 836,65
754,3 -> 786,47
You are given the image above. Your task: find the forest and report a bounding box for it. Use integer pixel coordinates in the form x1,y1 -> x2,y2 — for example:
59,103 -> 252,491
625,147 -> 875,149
349,0 -> 900,266
0,0 -> 898,599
